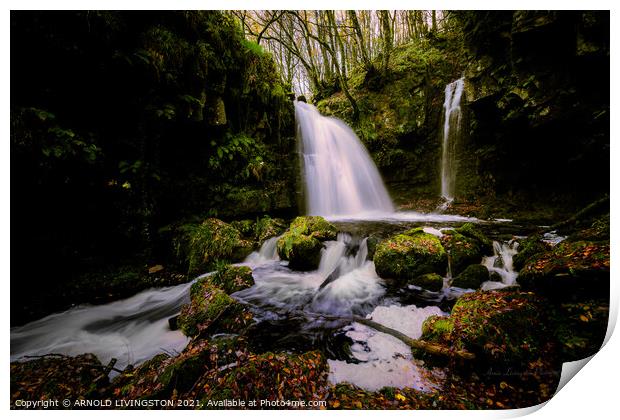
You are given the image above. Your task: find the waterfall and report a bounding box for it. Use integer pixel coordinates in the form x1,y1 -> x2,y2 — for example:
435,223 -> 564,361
295,101 -> 394,217
481,240 -> 519,290
440,78 -> 465,201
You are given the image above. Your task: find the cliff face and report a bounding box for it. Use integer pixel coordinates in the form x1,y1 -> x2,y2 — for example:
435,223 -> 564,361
458,11 -> 609,205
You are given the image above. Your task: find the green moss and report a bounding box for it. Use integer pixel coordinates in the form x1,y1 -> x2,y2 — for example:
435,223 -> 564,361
421,315 -> 454,344
451,264 -> 489,289
455,223 -> 493,253
276,216 -> 337,270
410,273 -> 444,292
208,265 -> 254,294
230,219 -> 256,238
449,291 -> 547,365
373,229 -> 447,283
178,282 -> 253,337
180,218 -> 253,277
441,231 -> 486,276
254,215 -> 287,243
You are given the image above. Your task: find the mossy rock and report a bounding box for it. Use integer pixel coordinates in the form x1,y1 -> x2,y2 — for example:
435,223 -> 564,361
373,228 -> 448,284
512,234 -> 549,271
201,350 -> 329,404
230,219 -> 256,238
441,223 -> 492,277
176,218 -> 253,277
518,240 -> 610,298
410,273 -> 444,292
451,264 -> 489,289
277,216 -> 337,270
192,265 -> 254,295
421,315 -> 454,345
419,290 -> 552,367
255,215 -> 288,243
178,282 -> 254,337
449,290 -> 549,365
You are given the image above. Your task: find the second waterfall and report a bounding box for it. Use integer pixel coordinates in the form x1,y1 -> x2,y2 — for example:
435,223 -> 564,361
295,101 -> 394,217
440,78 -> 465,201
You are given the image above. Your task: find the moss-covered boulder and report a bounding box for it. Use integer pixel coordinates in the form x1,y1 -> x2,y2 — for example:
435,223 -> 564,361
441,223 -> 492,277
374,228 -> 448,284
512,234 -> 549,271
174,218 -> 253,277
201,265 -> 254,294
255,215 -> 288,243
451,264 -> 489,289
420,290 -> 550,366
518,240 -> 610,298
410,273 -> 444,292
201,350 -> 329,404
179,282 -> 254,337
277,216 -> 338,270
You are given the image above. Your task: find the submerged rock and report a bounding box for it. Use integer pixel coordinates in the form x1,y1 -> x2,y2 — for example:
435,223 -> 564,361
421,290 -> 550,366
374,228 -> 448,284
277,216 -> 338,270
173,218 -> 253,277
451,264 -> 489,289
410,273 -> 444,292
178,282 -> 253,338
518,240 -> 609,298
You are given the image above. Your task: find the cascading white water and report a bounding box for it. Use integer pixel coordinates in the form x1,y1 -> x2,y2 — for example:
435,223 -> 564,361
440,78 -> 465,201
295,101 -> 394,217
481,240 -> 520,290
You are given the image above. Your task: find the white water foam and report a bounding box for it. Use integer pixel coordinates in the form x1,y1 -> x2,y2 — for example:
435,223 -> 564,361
328,304 -> 446,391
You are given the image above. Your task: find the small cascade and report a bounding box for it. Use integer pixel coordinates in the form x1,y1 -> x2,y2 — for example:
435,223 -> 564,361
235,233 -> 384,317
295,101 -> 394,217
440,78 -> 465,201
243,236 -> 280,267
481,240 -> 520,290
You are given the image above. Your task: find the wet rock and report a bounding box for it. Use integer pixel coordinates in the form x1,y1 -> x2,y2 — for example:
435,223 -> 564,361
178,282 -> 254,338
451,264 -> 489,289
197,265 -> 255,295
277,216 -> 338,270
441,223 -> 492,277
410,273 -> 444,292
374,228 -> 448,284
